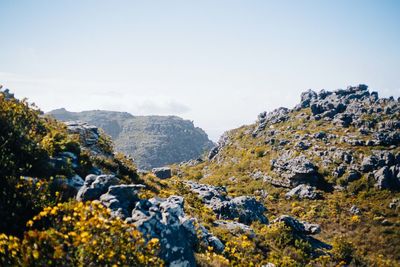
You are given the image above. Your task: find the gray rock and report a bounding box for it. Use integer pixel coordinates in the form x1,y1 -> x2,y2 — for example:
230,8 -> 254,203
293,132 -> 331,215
389,198 -> 399,209
152,167 -> 172,179
374,165 -> 400,190
99,184 -> 144,218
252,108 -> 289,137
208,133 -> 229,160
214,220 -> 255,237
296,141 -> 311,150
76,174 -> 120,201
298,89 -> 318,108
270,153 -> 320,187
224,196 -> 268,224
314,131 -> 327,139
285,184 -> 320,200
65,121 -> 100,147
333,165 -> 346,178
186,181 -> 268,224
66,174 -> 84,191
186,181 -> 227,204
182,218 -> 225,253
344,170 -> 361,183
128,195 -> 223,266
272,215 -> 321,235
349,205 -> 361,215
0,87 -> 15,100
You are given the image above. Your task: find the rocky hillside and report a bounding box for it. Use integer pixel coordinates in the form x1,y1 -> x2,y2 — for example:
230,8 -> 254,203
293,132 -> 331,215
174,84 -> 400,266
47,108 -> 214,169
1,85 -> 399,267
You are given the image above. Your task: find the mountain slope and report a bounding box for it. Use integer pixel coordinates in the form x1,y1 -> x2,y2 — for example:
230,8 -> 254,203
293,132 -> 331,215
174,84 -> 400,265
47,108 -> 214,169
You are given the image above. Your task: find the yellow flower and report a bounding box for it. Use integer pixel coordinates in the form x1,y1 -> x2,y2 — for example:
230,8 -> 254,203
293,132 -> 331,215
80,232 -> 89,238
26,220 -> 34,227
32,250 -> 40,259
62,216 -> 71,222
50,207 -> 58,215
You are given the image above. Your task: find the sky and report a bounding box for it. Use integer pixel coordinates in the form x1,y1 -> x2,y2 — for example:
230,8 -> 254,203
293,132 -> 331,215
0,0 -> 399,141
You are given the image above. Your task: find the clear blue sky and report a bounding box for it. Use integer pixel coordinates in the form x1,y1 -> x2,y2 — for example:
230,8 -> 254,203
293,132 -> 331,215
0,0 -> 399,141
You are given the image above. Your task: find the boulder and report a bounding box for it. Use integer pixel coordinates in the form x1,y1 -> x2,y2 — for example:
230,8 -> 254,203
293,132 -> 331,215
128,196 -> 223,266
349,205 -> 361,215
99,184 -> 144,218
152,167 -> 172,179
76,174 -> 120,201
252,108 -> 289,137
285,184 -> 320,200
213,220 -> 255,237
66,174 -> 84,191
186,181 -> 268,224
272,215 -> 321,235
374,165 -> 400,190
270,153 -> 320,187
65,121 -> 99,147
223,196 -> 268,224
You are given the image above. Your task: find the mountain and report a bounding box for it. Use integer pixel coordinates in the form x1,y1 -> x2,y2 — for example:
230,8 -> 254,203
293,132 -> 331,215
1,85 -> 399,267
47,108 -> 214,169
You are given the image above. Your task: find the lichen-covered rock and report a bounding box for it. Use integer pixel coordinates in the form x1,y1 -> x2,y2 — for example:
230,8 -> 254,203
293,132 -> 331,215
76,174 -> 120,201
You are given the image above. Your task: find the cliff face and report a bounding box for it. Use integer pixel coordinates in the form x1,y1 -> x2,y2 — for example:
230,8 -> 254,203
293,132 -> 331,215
47,109 -> 214,169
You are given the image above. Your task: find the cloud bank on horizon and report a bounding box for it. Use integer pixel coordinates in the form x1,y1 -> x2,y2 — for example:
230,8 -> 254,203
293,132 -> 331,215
0,0 -> 399,141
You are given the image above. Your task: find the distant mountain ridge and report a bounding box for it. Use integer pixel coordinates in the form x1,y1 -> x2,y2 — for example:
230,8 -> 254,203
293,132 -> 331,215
47,108 -> 214,169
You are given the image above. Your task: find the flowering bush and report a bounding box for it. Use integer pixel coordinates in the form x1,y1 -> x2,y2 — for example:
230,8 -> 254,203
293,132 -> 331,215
0,201 -> 163,266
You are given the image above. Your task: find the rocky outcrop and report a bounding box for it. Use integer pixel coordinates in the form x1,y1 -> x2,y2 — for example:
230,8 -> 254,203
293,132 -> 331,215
213,220 -> 255,237
270,153 -> 321,187
272,215 -> 321,235
66,121 -> 100,147
208,133 -> 230,161
128,196 -> 223,266
285,184 -> 321,200
99,184 -> 144,218
252,108 -> 290,137
186,181 -> 268,224
76,174 -> 120,201
374,166 -> 400,190
152,167 -> 172,179
76,177 -> 224,266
